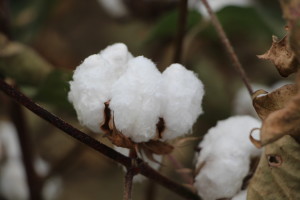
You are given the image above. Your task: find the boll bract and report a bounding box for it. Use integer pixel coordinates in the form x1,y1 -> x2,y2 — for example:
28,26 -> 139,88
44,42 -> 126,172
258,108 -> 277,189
160,64 -> 204,140
69,43 -> 205,144
68,43 -> 132,133
194,116 -> 261,200
110,56 -> 162,143
114,146 -> 162,183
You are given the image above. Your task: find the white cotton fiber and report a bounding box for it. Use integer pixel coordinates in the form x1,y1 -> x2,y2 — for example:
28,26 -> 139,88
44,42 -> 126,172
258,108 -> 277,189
160,64 -> 204,140
194,116 -> 261,200
110,56 -> 162,142
114,146 -> 162,183
68,43 -> 132,133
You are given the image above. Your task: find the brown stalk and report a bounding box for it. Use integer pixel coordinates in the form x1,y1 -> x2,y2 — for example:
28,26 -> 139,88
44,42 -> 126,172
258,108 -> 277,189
0,79 -> 201,200
200,0 -> 253,96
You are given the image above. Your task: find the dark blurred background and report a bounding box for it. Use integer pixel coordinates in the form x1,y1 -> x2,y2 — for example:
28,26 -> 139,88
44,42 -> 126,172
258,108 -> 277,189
0,0 -> 291,199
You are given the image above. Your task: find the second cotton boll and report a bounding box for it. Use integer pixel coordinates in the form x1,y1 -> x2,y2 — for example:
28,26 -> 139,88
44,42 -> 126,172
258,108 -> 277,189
194,116 -> 261,200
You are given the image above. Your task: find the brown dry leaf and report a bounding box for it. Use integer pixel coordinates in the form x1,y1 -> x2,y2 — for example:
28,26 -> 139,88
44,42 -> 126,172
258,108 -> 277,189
252,84 -> 297,120
254,89 -> 300,147
247,135 -> 300,200
258,35 -> 298,77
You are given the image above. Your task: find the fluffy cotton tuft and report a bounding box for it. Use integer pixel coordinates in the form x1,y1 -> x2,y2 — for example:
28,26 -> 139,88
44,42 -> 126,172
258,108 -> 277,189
160,64 -> 204,140
110,56 -> 162,142
68,43 -> 132,133
114,146 -> 162,182
194,116 -> 261,200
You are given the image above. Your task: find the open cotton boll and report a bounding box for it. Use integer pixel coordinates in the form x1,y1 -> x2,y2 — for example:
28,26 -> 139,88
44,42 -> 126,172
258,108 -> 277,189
114,146 -> 162,183
194,116 -> 261,200
0,121 -> 21,159
110,56 -> 162,142
160,64 -> 204,140
68,43 -> 132,133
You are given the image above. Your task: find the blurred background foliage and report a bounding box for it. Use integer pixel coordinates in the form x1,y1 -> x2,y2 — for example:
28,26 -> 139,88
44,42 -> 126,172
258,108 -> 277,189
0,0 -> 292,199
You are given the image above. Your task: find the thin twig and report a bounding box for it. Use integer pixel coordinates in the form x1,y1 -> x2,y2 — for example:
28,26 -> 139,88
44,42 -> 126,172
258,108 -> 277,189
123,149 -> 137,200
0,79 -> 201,200
124,169 -> 134,200
9,97 -> 42,200
200,0 -> 253,96
174,0 -> 188,63
145,181 -> 157,200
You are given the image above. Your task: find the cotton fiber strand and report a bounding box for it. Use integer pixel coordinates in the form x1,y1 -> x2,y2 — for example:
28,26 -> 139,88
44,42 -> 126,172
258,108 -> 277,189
160,64 -> 204,140
68,43 -> 132,133
110,56 -> 162,142
194,116 -> 261,200
114,146 -> 162,182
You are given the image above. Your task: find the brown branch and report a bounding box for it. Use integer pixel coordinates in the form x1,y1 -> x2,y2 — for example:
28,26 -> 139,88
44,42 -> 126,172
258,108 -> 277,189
200,0 -> 253,96
9,95 -> 42,200
173,0 -> 188,63
0,79 -> 201,200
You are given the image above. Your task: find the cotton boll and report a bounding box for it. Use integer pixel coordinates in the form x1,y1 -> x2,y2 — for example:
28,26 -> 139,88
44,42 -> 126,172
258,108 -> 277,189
194,116 -> 261,200
68,43 -> 132,133
97,0 -> 129,18
232,190 -> 247,200
114,146 -> 162,183
110,56 -> 162,142
160,64 -> 204,140
0,159 -> 29,200
0,121 -> 21,159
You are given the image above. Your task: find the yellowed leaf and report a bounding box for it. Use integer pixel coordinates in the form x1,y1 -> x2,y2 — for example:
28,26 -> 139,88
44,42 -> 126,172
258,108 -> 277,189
247,135 -> 300,200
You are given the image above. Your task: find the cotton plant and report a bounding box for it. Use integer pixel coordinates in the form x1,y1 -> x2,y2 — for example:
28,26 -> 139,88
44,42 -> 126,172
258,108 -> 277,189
194,116 -> 261,200
0,121 -> 62,200
68,43 -> 204,157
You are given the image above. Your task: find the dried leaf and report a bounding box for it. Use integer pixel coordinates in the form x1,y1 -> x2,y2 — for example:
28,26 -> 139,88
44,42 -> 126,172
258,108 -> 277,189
252,84 -> 297,120
247,135 -> 300,200
255,90 -> 300,147
258,36 -> 298,77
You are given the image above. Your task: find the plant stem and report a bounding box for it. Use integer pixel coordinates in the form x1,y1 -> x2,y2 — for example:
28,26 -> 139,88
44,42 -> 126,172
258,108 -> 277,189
0,79 -> 201,200
9,96 -> 42,200
200,0 -> 253,96
124,170 -> 134,200
174,0 -> 188,63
